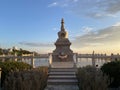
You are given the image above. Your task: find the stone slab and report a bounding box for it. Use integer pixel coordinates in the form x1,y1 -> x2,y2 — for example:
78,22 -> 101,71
47,79 -> 78,85
49,68 -> 77,72
49,75 -> 76,79
49,72 -> 75,75
51,62 -> 75,68
45,85 -> 79,90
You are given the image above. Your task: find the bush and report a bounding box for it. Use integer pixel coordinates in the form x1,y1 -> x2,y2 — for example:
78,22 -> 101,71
101,61 -> 120,88
77,66 -> 110,90
0,61 -> 32,87
3,67 -> 48,90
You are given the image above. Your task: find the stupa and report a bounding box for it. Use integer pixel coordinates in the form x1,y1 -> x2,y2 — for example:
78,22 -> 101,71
52,18 -> 73,62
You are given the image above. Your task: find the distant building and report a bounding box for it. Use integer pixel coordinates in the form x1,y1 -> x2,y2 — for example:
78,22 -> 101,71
8,48 -> 13,52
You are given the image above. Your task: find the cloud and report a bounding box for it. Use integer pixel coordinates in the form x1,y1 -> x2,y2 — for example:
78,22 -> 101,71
92,0 -> 120,18
112,22 -> 120,26
48,0 -> 79,8
48,2 -> 58,7
49,0 -> 120,18
86,13 -> 117,19
82,26 -> 93,33
69,26 -> 94,40
85,43 -> 104,46
75,0 -> 120,18
104,0 -> 120,14
48,1 -> 66,8
19,42 -> 54,47
53,27 -> 59,31
72,22 -> 120,49
73,0 -> 78,2
93,34 -> 112,39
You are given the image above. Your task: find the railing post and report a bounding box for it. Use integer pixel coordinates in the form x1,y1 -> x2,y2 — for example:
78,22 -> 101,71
111,53 -> 114,61
14,53 -> 17,61
76,53 -> 78,65
0,68 -> 1,83
92,51 -> 95,67
31,53 -> 35,68
49,53 -> 52,68
79,54 -> 81,61
73,53 -> 77,68
2,54 -> 5,62
104,53 -> 107,63
117,53 -> 119,61
21,54 -> 24,62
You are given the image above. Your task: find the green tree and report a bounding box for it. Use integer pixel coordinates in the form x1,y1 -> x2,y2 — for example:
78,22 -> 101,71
0,48 -> 3,55
0,61 -> 32,87
101,61 -> 120,88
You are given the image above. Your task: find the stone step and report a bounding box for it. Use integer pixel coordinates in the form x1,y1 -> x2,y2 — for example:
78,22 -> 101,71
49,71 -> 75,75
48,68 -> 78,84
48,75 -> 76,79
47,79 -> 78,85
49,68 -> 77,72
45,85 -> 79,90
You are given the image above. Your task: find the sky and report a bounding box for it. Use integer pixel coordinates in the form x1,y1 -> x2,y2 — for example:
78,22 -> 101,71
0,0 -> 120,54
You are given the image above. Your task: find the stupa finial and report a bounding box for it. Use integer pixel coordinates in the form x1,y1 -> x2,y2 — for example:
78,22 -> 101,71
61,18 -> 65,31
61,18 -> 64,24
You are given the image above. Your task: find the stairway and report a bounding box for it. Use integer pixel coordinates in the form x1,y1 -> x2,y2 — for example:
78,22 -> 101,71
45,68 -> 79,90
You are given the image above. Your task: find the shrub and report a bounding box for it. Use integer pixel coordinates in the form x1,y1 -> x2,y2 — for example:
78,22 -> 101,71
3,67 -> 48,90
77,66 -> 110,90
101,61 -> 120,88
0,61 -> 32,87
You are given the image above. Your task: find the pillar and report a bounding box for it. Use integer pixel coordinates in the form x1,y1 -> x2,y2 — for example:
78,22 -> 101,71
0,68 -> 1,81
31,53 -> 35,68
76,53 -> 78,65
21,54 -> 24,62
73,53 -> 77,68
14,53 -> 17,61
92,51 -> 95,67
2,54 -> 5,62
49,53 -> 52,68
117,53 -> 119,61
111,53 -> 114,61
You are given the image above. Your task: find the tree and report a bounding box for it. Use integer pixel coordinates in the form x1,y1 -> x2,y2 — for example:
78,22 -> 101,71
101,61 -> 120,88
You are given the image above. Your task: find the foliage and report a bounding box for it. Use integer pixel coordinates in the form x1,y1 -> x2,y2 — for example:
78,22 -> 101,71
0,61 -> 32,87
101,61 -> 120,88
0,48 -> 32,56
3,67 -> 48,90
0,48 -> 3,55
12,49 -> 32,56
77,66 -> 110,90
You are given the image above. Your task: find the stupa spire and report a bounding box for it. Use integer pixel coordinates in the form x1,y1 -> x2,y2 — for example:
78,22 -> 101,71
61,18 -> 65,31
